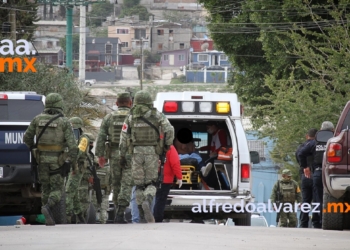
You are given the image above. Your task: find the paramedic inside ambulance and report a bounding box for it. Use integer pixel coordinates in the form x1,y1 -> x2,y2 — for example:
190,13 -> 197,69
199,121 -> 227,157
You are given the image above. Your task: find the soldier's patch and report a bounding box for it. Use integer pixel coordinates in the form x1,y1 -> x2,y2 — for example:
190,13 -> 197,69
296,186 -> 301,193
122,123 -> 128,132
78,137 -> 88,152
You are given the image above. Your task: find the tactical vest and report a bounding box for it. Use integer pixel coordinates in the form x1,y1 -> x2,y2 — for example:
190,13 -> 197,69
35,114 -> 65,152
108,109 -> 129,146
280,181 -> 296,203
131,110 -> 160,146
96,166 -> 110,189
314,140 -> 327,165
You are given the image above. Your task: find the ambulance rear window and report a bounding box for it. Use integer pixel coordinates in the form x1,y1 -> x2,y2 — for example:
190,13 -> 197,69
0,100 -> 44,122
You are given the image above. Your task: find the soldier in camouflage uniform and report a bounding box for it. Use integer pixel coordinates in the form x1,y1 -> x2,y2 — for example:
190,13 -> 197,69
65,117 -> 95,224
23,93 -> 78,226
96,92 -> 133,224
119,90 -> 174,223
91,163 -> 112,224
270,169 -> 302,227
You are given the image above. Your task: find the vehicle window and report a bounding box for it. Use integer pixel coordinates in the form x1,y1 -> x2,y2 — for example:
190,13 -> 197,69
341,110 -> 350,131
192,132 -> 208,152
0,100 -> 44,122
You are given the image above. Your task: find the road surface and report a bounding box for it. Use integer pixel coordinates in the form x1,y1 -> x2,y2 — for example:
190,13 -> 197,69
0,223 -> 348,250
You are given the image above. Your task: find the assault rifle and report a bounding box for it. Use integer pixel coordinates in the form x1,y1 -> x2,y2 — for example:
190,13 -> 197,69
157,133 -> 167,189
276,180 -> 282,224
87,154 -> 102,204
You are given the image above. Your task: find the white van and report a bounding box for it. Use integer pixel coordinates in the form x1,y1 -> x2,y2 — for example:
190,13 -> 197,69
153,92 -> 259,225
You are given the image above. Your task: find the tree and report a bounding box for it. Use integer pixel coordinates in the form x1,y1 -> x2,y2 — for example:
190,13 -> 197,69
120,5 -> 151,21
87,2 -> 114,27
123,0 -> 141,9
200,0 -> 350,165
0,63 -> 104,130
0,0 -> 39,41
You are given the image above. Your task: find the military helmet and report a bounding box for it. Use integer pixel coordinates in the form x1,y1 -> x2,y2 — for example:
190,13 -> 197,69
45,93 -> 63,110
69,117 -> 84,129
282,169 -> 292,177
134,90 -> 153,105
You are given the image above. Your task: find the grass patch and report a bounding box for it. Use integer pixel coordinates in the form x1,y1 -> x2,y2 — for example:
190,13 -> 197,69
170,78 -> 184,84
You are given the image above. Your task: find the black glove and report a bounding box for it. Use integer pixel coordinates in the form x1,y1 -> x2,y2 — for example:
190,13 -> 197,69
119,156 -> 127,169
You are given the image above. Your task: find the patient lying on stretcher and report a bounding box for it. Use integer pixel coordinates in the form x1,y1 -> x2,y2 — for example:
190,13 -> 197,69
174,138 -> 212,177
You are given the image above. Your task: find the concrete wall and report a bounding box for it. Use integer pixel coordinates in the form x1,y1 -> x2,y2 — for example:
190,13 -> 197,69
151,26 -> 192,53
84,72 -> 116,82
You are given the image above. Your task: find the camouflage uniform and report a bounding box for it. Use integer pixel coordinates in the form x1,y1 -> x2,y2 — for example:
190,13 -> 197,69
119,90 -> 174,223
91,163 -> 112,224
65,117 -> 95,224
23,93 -> 78,226
78,170 -> 91,218
270,169 -> 302,227
95,92 -> 133,223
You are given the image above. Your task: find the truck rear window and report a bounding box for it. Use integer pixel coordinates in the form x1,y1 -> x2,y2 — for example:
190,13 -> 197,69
0,100 -> 44,122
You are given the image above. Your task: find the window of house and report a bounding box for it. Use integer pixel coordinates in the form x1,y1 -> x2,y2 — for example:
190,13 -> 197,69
105,43 -> 112,54
158,43 -> 163,50
33,41 -> 42,48
198,54 -> 208,62
135,29 -> 146,39
47,41 -> 53,48
56,41 -> 60,47
220,54 -> 228,61
121,42 -> 128,47
164,55 -> 169,61
179,43 -> 185,49
45,55 -> 52,63
169,30 -> 173,35
117,29 -> 129,34
157,29 -> 164,35
178,54 -> 185,61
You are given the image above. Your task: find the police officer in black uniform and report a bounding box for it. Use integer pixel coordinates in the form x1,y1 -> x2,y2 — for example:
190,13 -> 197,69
298,121 -> 334,228
296,128 -> 317,228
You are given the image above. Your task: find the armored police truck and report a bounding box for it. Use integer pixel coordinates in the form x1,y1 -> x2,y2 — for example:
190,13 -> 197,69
153,92 -> 258,225
0,92 -> 45,217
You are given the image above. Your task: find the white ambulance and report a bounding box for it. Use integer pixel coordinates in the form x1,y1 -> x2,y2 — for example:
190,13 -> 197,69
153,92 -> 259,225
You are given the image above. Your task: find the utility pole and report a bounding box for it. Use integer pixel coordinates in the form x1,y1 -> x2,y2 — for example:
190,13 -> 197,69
140,38 -> 143,90
66,5 -> 73,72
38,0 -> 105,73
9,8 -> 16,44
79,5 -> 86,82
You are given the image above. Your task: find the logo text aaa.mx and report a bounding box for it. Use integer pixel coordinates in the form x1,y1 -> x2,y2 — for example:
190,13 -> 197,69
0,39 -> 37,73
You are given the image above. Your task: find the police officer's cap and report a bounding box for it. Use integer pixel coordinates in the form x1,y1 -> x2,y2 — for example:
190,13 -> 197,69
282,169 -> 292,176
117,92 -> 131,99
321,121 -> 334,131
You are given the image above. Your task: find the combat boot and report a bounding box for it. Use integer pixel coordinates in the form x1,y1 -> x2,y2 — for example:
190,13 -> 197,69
41,203 -> 55,226
114,205 -> 128,224
77,212 -> 86,224
138,205 -> 147,223
142,195 -> 155,223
